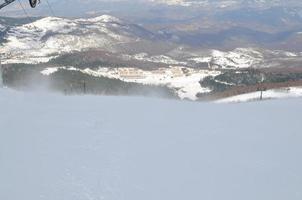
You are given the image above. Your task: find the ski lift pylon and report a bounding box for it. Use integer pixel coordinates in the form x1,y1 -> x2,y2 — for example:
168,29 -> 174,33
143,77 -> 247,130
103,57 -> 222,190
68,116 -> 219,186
0,0 -> 40,10
29,0 -> 38,8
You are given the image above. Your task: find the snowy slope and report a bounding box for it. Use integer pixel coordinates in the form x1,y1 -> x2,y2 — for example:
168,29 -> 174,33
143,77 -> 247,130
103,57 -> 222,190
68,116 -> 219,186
0,89 -> 302,200
190,48 -> 264,69
150,0 -> 237,7
149,0 -> 296,7
216,87 -> 302,103
2,15 -> 301,69
40,66 -> 220,100
1,15 -> 301,69
0,24 -> 6,32
0,15 -> 155,64
186,48 -> 300,69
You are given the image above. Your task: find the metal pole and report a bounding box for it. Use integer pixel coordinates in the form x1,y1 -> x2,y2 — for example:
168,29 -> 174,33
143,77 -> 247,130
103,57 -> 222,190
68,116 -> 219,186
83,81 -> 86,94
0,0 -> 16,10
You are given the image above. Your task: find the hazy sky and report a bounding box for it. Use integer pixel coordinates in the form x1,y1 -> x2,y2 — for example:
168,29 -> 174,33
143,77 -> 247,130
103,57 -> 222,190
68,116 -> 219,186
1,0 -> 301,18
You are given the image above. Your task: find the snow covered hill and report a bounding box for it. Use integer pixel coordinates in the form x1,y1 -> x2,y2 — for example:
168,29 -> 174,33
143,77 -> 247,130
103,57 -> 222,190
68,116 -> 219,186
40,66 -> 220,100
188,48 -> 264,69
0,15 -> 157,64
216,87 -> 302,103
1,15 -> 301,69
150,0 -> 238,7
150,0 -> 301,7
0,88 -> 302,200
0,24 -> 5,32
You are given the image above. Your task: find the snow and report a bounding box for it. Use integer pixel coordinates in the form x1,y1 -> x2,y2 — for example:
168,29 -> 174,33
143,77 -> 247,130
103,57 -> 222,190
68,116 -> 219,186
216,87 -> 302,103
40,67 -> 59,75
0,24 -> 6,31
185,48 -> 302,69
0,15 -> 133,64
0,88 -> 302,200
283,52 -> 298,57
210,48 -> 263,69
150,0 -> 237,7
2,17 -> 299,69
268,50 -> 298,57
188,48 -> 266,69
85,15 -> 122,23
123,53 -> 187,65
40,66 -> 220,100
189,56 -> 212,63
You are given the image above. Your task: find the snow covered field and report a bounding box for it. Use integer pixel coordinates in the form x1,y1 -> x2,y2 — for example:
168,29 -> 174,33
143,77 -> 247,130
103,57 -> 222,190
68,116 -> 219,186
41,66 -> 220,100
217,87 -> 302,103
0,89 -> 302,200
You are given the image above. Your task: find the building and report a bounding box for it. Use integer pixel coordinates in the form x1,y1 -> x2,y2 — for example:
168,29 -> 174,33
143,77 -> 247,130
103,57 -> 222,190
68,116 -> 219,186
170,67 -> 184,77
118,68 -> 145,79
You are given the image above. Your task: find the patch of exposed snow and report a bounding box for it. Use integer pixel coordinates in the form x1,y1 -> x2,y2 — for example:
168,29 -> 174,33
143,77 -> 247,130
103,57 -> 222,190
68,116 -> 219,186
41,67 -> 59,75
271,50 -> 298,57
188,48 -> 265,69
85,15 -> 122,23
189,57 -> 212,63
0,24 -> 6,31
214,79 -> 235,86
211,48 -> 263,69
186,48 -> 301,69
284,52 -> 298,57
150,0 -> 239,8
1,15 -> 136,64
41,66 -> 220,100
122,53 -> 187,65
216,87 -> 302,103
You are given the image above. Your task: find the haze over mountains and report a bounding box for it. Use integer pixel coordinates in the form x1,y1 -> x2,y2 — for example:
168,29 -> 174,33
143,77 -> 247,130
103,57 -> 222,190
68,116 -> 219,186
1,1 -> 302,200
2,15 -> 301,65
1,0 -> 302,101
3,0 -> 302,50
1,14 -> 302,101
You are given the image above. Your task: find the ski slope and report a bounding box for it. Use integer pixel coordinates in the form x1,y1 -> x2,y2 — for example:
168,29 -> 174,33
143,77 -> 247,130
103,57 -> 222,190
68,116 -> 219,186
0,89 -> 302,200
217,87 -> 302,103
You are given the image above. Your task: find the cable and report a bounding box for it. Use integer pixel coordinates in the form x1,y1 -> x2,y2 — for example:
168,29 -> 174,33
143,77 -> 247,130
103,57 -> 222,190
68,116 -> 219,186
17,0 -> 38,30
45,0 -> 56,17
17,0 -> 32,23
17,0 -> 30,20
0,0 -> 16,10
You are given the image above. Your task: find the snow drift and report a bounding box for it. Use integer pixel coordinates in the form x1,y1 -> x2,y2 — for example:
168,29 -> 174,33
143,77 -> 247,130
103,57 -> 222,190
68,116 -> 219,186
0,89 -> 301,200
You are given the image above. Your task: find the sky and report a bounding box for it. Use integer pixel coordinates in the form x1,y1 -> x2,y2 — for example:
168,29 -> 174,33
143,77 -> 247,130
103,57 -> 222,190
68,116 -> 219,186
1,0 -> 301,18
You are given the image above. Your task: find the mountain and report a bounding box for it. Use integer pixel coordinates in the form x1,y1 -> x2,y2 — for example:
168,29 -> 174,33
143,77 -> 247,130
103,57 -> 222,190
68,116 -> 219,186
0,15 -> 160,64
2,1 -> 302,50
151,0 -> 302,7
1,15 -> 301,67
1,15 -> 302,101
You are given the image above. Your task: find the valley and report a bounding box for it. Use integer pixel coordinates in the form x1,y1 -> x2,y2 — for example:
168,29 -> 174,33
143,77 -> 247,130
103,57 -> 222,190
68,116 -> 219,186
1,2 -> 302,200
1,11 -> 302,102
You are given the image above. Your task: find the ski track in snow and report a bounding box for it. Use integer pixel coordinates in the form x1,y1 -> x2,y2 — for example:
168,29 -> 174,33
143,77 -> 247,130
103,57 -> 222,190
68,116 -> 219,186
0,89 -> 302,200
